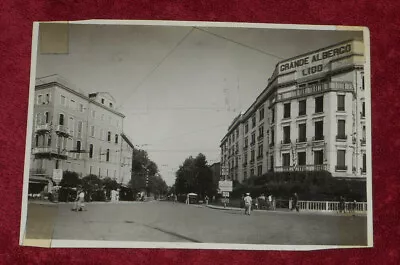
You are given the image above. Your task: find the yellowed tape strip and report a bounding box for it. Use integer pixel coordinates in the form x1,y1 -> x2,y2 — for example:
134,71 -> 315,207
22,239 -> 52,248
39,22 -> 69,54
335,25 -> 366,31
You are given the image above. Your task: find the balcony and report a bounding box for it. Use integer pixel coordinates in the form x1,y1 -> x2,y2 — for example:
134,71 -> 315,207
281,140 -> 291,145
32,147 -> 67,159
296,138 -> 307,143
269,142 -> 275,148
35,123 -> 51,133
257,155 -> 263,160
250,159 -> 255,164
32,147 -> 55,155
243,145 -> 248,150
257,135 -> 264,141
250,141 -> 255,147
336,135 -> 347,141
360,138 -> 366,145
55,124 -> 69,137
335,165 -> 348,171
275,164 -> 328,172
276,81 -> 354,102
312,136 -> 324,142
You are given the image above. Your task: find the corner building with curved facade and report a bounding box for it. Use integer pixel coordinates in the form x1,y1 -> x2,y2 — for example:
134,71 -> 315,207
220,39 -> 367,183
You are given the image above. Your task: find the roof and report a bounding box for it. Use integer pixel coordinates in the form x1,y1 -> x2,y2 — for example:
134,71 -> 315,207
120,133 -> 134,148
36,74 -> 125,118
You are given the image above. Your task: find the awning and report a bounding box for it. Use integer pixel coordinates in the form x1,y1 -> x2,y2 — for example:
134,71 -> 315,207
29,175 -> 51,184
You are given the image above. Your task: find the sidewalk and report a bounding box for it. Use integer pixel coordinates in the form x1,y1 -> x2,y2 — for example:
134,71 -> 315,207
206,204 -> 367,217
28,200 -> 149,206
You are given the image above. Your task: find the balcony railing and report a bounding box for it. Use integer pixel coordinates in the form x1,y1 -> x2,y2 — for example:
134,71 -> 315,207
243,145 -> 248,150
250,142 -> 255,146
312,135 -> 324,141
258,135 -> 264,141
276,81 -> 354,102
335,165 -> 348,171
56,124 -> 69,136
275,164 -> 328,172
281,140 -> 291,145
269,142 -> 275,148
35,123 -> 51,133
257,155 -> 263,160
250,160 -> 255,164
296,138 -> 307,143
360,138 -> 366,145
336,135 -> 347,141
32,147 -> 55,155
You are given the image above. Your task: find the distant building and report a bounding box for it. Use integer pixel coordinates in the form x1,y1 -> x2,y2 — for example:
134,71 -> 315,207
220,39 -> 367,183
209,162 -> 221,182
30,75 -> 133,193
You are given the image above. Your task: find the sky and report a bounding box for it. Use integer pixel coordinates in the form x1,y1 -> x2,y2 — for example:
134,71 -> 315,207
35,23 -> 363,185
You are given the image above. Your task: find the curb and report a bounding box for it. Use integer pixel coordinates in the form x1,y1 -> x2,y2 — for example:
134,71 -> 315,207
28,200 -> 151,206
206,205 -> 367,216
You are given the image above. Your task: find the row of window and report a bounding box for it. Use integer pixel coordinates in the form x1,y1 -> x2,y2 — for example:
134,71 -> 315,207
89,125 -> 119,144
88,144 -> 115,162
239,151 -> 367,179
59,95 -> 85,113
223,97 -> 366,154
89,166 -> 117,179
49,113 -> 120,143
37,93 -> 51,105
100,97 -> 114,108
59,95 -> 119,127
90,109 -> 119,127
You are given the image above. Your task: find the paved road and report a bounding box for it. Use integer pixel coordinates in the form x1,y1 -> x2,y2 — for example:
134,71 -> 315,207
25,201 -> 367,245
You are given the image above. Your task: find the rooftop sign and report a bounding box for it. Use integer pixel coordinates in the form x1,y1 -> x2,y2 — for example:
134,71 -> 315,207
278,41 -> 353,78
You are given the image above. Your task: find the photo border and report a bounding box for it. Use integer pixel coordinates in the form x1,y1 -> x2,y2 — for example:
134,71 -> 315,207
19,20 -> 372,250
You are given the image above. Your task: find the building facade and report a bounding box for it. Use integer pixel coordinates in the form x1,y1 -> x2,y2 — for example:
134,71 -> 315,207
220,39 -> 367,183
30,75 -> 133,189
209,162 -> 221,190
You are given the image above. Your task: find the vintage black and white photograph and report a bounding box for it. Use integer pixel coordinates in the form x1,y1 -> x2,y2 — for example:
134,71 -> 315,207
20,21 -> 372,250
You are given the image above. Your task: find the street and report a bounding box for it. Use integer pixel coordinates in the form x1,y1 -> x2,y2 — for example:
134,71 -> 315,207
25,201 -> 367,245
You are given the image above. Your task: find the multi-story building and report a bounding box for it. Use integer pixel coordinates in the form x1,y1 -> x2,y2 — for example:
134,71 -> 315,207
209,162 -> 221,190
220,39 -> 367,183
30,75 -> 134,191
120,133 -> 135,184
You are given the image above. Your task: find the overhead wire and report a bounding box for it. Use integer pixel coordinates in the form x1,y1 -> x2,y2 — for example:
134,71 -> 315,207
116,27 -> 195,110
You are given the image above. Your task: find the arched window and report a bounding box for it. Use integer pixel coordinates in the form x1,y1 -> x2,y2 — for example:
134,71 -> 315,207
106,149 -> 110,162
107,131 -> 111,142
115,134 -> 119,144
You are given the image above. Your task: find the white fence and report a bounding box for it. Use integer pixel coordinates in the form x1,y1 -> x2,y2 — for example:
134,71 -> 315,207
288,200 -> 367,213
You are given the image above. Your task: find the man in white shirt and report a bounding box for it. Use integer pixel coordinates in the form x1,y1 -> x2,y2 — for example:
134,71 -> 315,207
244,193 -> 253,215
76,189 -> 86,211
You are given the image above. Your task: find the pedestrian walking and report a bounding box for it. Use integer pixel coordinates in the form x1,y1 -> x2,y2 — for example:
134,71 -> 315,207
268,194 -> 272,210
205,195 -> 209,205
339,196 -> 345,213
72,188 -> 86,212
291,193 -> 299,212
186,194 -> 190,205
244,193 -> 252,215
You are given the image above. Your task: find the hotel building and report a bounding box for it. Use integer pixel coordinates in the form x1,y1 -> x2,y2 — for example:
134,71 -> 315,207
220,39 -> 367,183
30,75 -> 134,189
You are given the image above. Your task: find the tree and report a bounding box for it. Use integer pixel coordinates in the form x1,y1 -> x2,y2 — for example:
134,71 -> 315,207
130,147 -> 168,199
82,174 -> 103,201
60,171 -> 81,188
174,153 -> 215,198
